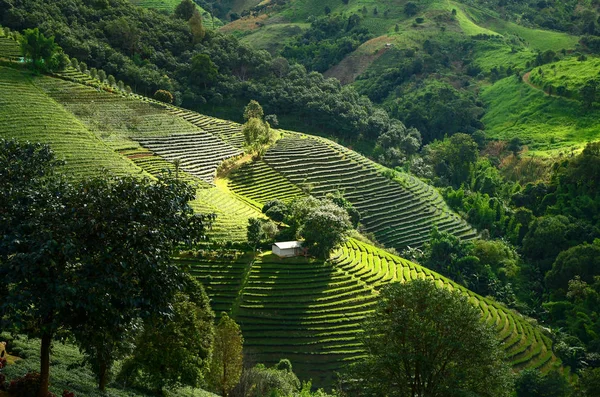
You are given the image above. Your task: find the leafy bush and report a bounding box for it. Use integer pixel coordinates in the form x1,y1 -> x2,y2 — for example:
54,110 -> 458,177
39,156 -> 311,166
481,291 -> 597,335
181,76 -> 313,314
154,89 -> 174,104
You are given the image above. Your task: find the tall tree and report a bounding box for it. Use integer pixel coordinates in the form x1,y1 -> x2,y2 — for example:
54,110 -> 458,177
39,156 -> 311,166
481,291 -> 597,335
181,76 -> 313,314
120,276 -> 215,393
0,139 -> 69,397
340,279 -> 513,397
175,0 -> 196,20
209,313 -> 244,397
189,8 -> 205,44
299,202 -> 352,258
0,139 -> 211,395
18,28 -> 60,71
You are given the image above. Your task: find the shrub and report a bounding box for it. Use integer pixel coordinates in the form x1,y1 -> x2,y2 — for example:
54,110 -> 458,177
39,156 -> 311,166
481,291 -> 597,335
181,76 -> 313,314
154,89 -> 174,104
7,372 -> 57,397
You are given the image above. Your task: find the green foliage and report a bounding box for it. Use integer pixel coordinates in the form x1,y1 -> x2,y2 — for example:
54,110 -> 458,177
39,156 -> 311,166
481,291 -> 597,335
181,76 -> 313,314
340,279 -> 513,397
522,215 -> 596,274
247,218 -> 278,249
546,241 -> 600,298
387,81 -> 484,143
119,277 -> 214,393
208,313 -> 244,397
515,369 -> 572,397
281,13 -> 373,73
174,0 -> 196,20
18,27 -> 63,71
299,201 -> 352,258
424,133 -> 479,187
154,89 -> 174,103
0,139 -> 211,393
233,360 -> 301,397
417,228 -> 518,304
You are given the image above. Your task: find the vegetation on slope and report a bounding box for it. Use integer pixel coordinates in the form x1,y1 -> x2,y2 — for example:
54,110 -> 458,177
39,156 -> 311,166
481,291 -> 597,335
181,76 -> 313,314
481,76 -> 600,155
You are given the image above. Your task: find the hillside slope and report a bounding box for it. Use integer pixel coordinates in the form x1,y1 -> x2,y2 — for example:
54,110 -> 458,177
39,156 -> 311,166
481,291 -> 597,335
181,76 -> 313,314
0,66 -> 560,389
183,238 -> 560,387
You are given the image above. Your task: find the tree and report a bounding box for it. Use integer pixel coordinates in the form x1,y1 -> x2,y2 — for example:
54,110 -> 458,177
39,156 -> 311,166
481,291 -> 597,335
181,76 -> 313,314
242,100 -> 275,154
515,369 -> 572,397
209,313 -> 244,397
18,28 -> 59,71
0,139 -> 67,397
175,0 -> 196,20
404,1 -> 418,16
545,242 -> 600,297
425,133 -> 479,187
233,360 -> 301,397
154,89 -> 174,103
190,53 -> 218,88
340,279 -> 513,397
189,8 -> 205,44
243,99 -> 265,121
66,174 -> 210,390
0,140 -> 211,395
580,79 -> 598,108
299,202 -> 352,258
119,276 -> 214,393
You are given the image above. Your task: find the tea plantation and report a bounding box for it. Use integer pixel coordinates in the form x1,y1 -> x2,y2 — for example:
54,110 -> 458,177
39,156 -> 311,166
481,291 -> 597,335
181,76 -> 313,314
181,239 -> 558,386
0,67 -> 561,389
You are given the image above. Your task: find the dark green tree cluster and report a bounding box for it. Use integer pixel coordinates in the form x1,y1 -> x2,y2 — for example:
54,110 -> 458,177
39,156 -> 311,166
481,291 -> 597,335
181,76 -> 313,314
413,228 -> 518,305
340,279 -> 513,397
260,196 -> 354,258
460,0 -> 600,35
282,13 -> 372,73
0,139 -> 214,395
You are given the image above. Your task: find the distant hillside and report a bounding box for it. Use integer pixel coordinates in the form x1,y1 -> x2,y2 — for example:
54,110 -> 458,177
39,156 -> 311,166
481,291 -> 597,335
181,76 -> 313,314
128,0 -> 223,28
219,0 -> 597,154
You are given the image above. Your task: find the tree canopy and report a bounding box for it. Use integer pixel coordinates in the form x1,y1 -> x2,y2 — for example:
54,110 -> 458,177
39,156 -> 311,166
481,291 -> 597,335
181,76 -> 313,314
340,279 -> 513,397
0,139 -> 211,395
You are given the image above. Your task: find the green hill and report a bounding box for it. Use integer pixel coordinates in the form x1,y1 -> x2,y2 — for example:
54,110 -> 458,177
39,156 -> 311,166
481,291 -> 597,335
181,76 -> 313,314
529,56 -> 600,100
0,66 -> 561,389
481,75 -> 600,155
221,0 -> 589,155
182,238 -> 560,387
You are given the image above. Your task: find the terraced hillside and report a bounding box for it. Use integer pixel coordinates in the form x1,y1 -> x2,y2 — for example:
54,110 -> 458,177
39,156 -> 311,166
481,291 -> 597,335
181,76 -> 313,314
228,160 -> 305,204
0,36 -> 21,59
0,66 -> 141,178
37,74 -> 245,185
228,134 -> 477,250
184,238 -> 559,388
170,108 -> 245,148
0,68 -> 262,241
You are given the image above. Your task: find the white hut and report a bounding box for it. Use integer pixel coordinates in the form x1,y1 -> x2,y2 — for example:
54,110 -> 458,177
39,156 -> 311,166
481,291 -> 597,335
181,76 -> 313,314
272,241 -> 304,258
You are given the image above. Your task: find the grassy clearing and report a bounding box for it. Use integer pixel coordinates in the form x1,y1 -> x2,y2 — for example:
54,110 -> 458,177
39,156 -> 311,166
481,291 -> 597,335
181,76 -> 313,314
129,0 -> 222,29
473,40 -> 536,73
485,20 -> 578,52
529,56 -> 600,99
239,23 -> 306,53
0,66 -> 142,178
1,334 -> 217,397
481,76 -> 600,155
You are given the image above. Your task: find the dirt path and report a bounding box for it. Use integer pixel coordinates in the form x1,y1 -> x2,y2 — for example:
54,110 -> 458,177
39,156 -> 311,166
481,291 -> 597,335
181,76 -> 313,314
522,71 -> 550,95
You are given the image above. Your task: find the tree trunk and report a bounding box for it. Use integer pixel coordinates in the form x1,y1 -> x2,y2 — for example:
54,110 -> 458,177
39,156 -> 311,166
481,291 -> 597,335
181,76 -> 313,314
37,333 -> 52,397
98,360 -> 108,391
